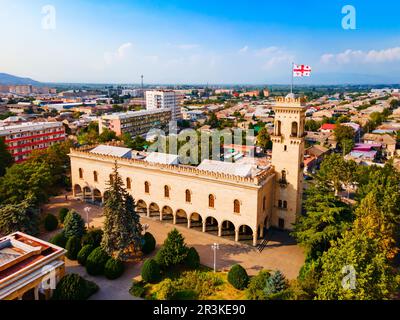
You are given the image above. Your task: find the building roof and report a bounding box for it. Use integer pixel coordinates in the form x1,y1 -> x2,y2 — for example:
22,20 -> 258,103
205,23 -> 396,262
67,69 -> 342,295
320,123 -> 336,131
0,121 -> 63,136
363,133 -> 396,145
145,152 -> 179,165
0,232 -> 65,298
197,159 -> 254,177
90,145 -> 132,158
305,144 -> 329,158
101,108 -> 172,120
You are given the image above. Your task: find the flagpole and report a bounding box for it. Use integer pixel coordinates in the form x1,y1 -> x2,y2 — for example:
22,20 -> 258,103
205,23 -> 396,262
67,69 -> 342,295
290,61 -> 294,94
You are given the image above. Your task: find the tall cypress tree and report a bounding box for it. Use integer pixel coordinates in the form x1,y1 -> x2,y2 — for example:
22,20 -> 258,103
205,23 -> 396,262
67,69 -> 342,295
101,162 -> 143,261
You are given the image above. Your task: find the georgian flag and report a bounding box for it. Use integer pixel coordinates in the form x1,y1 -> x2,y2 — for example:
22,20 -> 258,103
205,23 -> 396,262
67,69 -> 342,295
293,64 -> 312,77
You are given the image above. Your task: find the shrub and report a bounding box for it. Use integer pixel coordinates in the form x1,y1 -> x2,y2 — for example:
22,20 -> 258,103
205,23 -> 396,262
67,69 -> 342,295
64,210 -> 86,239
228,264 -> 249,290
264,271 -> 288,298
155,229 -> 188,268
129,280 -> 146,298
58,208 -> 69,224
52,274 -> 99,300
65,236 -> 82,260
86,247 -> 110,276
77,245 -> 94,266
185,247 -> 200,269
246,270 -> 271,300
43,213 -> 58,232
175,270 -> 223,299
142,232 -> 156,254
50,231 -> 67,248
81,228 -> 103,247
104,258 -> 124,280
141,259 -> 161,284
156,279 -> 176,300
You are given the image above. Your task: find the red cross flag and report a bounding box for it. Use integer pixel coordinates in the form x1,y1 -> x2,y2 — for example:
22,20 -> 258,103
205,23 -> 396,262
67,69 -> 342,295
293,64 -> 312,77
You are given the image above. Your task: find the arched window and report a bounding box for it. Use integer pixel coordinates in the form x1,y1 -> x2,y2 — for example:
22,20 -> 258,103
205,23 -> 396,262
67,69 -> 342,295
164,185 -> 170,198
234,199 -> 241,214
209,194 -> 215,208
145,181 -> 150,194
283,201 -> 288,209
185,190 -> 191,203
263,196 -> 266,211
291,122 -> 298,137
79,168 -> 83,179
109,174 -> 114,184
126,178 -> 131,190
93,171 -> 98,182
276,120 -> 282,136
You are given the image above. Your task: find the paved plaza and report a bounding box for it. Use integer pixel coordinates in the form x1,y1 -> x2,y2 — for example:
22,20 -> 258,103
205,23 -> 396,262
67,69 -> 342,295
41,194 -> 305,299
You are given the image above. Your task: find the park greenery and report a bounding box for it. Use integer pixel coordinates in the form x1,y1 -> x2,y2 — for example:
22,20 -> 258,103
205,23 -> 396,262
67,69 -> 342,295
292,153 -> 400,300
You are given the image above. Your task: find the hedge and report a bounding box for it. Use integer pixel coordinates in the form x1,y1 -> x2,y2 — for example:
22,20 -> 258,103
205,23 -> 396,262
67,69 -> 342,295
50,231 -> 67,248
141,232 -> 156,254
44,214 -> 58,232
65,236 -> 82,260
104,258 -> 125,280
141,259 -> 161,284
81,229 -> 104,248
227,264 -> 249,290
86,247 -> 110,276
77,245 -> 95,266
52,273 -> 99,300
185,247 -> 200,269
58,208 -> 69,224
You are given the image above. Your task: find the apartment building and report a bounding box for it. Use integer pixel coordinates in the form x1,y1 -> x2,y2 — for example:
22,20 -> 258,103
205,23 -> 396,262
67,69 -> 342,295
145,90 -> 182,120
99,108 -> 172,137
0,122 -> 66,163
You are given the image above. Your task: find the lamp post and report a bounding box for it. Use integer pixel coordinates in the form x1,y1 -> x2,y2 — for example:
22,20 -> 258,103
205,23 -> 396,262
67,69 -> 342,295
211,243 -> 220,273
84,207 -> 91,229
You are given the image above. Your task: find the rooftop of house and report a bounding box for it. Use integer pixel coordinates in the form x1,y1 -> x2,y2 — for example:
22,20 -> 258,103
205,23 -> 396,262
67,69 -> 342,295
0,232 -> 65,283
90,145 -> 132,158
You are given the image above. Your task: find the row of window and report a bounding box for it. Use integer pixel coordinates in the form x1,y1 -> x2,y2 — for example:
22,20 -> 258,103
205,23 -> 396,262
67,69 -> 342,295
81,169 -> 242,214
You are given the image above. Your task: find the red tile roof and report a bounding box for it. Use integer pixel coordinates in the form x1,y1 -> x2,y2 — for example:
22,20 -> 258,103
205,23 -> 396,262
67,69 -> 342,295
320,123 -> 336,131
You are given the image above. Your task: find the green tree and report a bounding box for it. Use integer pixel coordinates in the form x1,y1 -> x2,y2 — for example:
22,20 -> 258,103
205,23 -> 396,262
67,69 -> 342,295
292,187 -> 353,260
305,119 -> 321,132
316,231 -> 398,300
101,162 -> 143,261
263,271 -> 288,298
0,137 -> 13,177
155,229 -> 188,268
315,154 -> 357,196
0,196 -> 39,236
333,124 -> 354,152
256,127 -> 272,150
64,210 -> 86,239
98,128 -> 118,143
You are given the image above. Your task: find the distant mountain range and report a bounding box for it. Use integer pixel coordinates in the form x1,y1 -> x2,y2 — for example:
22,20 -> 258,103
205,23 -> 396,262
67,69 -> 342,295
0,73 -> 41,86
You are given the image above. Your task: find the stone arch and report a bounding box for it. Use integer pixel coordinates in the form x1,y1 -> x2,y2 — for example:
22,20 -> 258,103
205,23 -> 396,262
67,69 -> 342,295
162,206 -> 174,222
238,224 -> 254,242
136,200 -> 148,216
175,209 -> 188,225
149,203 -> 160,218
73,184 -> 82,198
204,216 -> 219,235
220,220 -> 236,239
93,189 -> 102,204
188,212 -> 203,230
83,186 -> 92,201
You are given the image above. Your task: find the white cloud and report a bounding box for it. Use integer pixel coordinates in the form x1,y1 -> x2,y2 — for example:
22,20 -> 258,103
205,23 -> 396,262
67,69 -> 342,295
238,45 -> 249,54
104,42 -> 133,64
254,46 -> 280,57
176,44 -> 200,50
321,47 -> 400,64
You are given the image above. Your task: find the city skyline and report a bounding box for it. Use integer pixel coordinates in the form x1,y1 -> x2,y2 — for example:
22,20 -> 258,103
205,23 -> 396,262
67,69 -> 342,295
1,0 -> 400,84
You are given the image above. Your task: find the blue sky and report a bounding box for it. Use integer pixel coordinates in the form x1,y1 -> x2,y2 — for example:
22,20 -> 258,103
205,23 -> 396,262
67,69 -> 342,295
1,0 -> 400,84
